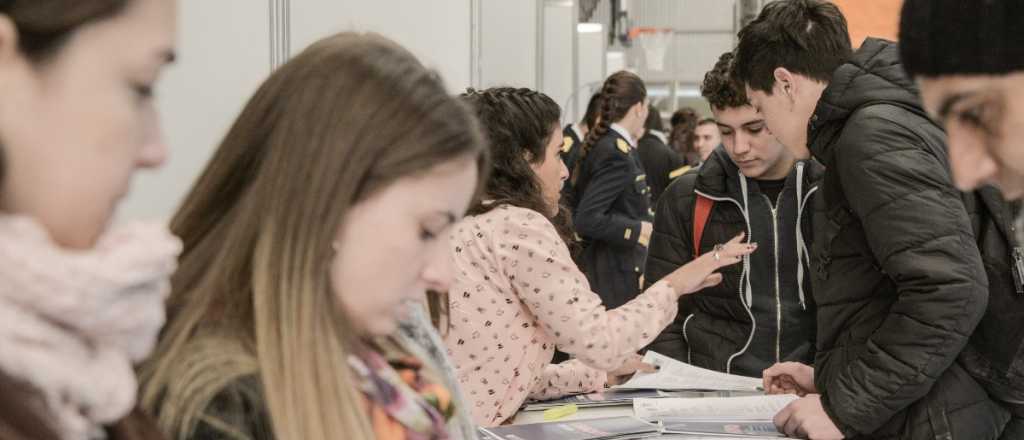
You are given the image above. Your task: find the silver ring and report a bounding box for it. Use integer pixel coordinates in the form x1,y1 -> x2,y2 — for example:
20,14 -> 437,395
713,244 -> 725,262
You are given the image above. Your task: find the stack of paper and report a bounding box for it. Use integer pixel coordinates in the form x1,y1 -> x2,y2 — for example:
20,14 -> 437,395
635,394 -> 797,438
659,419 -> 785,438
522,389 -> 764,412
614,351 -> 764,392
633,394 -> 798,420
479,416 -> 661,440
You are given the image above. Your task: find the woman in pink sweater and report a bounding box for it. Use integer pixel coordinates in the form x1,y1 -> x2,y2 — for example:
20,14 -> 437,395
446,88 -> 755,426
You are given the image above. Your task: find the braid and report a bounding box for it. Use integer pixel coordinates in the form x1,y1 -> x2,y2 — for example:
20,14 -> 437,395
459,86 -> 578,243
571,71 -> 646,185
459,86 -> 560,205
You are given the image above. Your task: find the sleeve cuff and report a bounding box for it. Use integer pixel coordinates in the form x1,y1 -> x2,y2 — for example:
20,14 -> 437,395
820,392 -> 859,438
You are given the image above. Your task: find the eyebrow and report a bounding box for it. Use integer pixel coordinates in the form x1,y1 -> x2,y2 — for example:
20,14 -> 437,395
717,119 -> 763,131
936,92 -> 974,121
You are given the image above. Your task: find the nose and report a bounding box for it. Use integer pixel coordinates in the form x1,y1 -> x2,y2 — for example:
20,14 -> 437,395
559,159 -> 569,182
732,131 -> 751,156
948,129 -> 997,191
137,109 -> 168,169
421,241 -> 454,294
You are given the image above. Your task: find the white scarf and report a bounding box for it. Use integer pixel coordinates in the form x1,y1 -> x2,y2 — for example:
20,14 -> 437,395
0,215 -> 181,439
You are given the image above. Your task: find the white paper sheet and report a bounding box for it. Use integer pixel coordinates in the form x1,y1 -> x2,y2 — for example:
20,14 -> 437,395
633,394 -> 799,420
614,351 -> 764,391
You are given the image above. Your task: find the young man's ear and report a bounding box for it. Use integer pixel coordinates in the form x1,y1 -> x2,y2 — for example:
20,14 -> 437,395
773,67 -> 795,96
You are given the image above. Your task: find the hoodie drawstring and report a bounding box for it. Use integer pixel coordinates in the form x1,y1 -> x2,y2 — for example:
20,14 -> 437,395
795,162 -> 808,310
739,176 -> 754,306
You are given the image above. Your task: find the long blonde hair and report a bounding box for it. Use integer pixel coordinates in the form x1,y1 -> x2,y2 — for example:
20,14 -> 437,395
139,32 -> 487,440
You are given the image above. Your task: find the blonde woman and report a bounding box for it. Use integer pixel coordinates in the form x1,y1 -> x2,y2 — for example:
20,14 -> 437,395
448,88 -> 754,426
139,33 -> 488,440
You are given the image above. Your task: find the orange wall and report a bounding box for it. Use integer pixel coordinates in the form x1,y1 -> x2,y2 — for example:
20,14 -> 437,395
831,0 -> 904,47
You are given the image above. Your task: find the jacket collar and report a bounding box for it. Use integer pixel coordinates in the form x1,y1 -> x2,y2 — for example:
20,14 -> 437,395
570,124 -> 585,142
610,123 -> 637,148
695,147 -> 824,202
808,38 -> 928,165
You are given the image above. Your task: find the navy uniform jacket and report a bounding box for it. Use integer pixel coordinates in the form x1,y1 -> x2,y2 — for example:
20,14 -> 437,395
561,124 -> 585,209
572,125 -> 655,308
637,130 -> 688,203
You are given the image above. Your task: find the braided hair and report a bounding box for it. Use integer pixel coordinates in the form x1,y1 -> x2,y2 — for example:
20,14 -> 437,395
459,87 -> 577,239
573,71 -> 647,185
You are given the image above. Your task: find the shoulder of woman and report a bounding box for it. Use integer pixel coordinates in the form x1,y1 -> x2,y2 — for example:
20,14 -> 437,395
0,370 -> 60,440
192,375 -> 274,440
492,205 -> 558,234
105,408 -> 167,440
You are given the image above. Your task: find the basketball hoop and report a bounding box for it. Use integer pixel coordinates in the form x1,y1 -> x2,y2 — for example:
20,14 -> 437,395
632,27 -> 673,72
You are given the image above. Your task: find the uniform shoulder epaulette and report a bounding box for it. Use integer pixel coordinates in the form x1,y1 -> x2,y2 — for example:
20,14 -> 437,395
669,165 -> 692,179
562,136 -> 574,153
616,138 -> 630,154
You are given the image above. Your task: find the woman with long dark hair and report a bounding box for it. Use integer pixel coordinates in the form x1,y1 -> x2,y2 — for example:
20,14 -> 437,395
446,87 -> 754,426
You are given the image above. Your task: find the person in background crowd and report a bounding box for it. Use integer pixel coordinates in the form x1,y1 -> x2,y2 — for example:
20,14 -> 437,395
733,1 -> 1008,438
447,87 -> 755,426
645,50 -> 821,379
637,104 -> 687,203
899,0 -> 1024,437
693,118 -> 722,163
669,107 -> 702,164
0,1 -> 179,439
571,71 -> 656,308
139,33 -> 487,440
562,92 -> 603,182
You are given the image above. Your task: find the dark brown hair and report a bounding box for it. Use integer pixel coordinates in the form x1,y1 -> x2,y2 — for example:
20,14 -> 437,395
2,1 -> 129,61
581,92 -> 603,130
461,87 -> 560,218
732,0 -> 851,93
701,51 -> 749,110
574,71 -> 647,184
669,107 -> 699,160
644,104 -> 663,132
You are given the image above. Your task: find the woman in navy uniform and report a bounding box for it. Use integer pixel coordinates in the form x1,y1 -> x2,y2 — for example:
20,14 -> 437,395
571,71 -> 656,308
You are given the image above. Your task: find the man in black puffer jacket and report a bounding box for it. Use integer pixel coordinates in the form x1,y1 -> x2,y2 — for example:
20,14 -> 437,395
645,50 -> 823,379
732,1 -> 1009,439
900,1 -> 1024,437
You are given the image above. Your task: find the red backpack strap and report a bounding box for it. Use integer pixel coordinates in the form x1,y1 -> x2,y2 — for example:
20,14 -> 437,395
693,195 -> 714,259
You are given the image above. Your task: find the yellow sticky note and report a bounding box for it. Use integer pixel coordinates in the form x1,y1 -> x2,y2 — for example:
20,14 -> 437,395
543,404 -> 578,421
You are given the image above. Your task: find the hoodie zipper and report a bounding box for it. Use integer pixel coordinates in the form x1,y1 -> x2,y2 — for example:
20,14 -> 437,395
694,188 -> 754,375
762,192 -> 784,364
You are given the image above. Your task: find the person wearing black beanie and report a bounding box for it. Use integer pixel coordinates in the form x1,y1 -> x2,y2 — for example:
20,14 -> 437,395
901,1 -> 1024,438
900,0 -> 1024,226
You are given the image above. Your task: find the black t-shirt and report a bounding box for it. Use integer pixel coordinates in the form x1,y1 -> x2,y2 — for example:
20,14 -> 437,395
758,178 -> 787,206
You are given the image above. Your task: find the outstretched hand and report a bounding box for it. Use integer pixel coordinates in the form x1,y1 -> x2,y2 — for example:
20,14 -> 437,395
663,233 -> 756,296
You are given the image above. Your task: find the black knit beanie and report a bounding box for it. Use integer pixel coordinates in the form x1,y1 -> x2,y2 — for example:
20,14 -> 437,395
900,0 -> 1024,78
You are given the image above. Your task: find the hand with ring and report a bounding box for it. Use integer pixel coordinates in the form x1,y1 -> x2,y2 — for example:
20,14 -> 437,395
662,233 -> 757,297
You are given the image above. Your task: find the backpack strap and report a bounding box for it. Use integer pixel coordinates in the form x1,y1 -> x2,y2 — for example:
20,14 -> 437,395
693,194 -> 714,259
